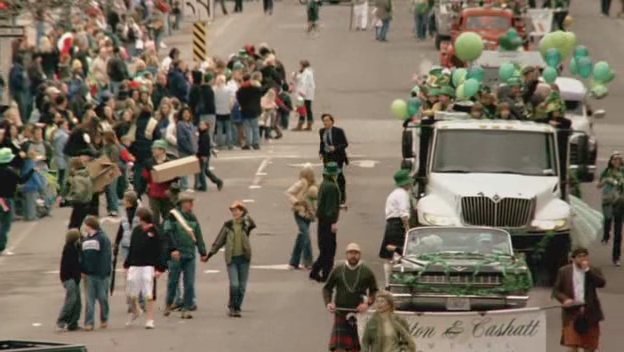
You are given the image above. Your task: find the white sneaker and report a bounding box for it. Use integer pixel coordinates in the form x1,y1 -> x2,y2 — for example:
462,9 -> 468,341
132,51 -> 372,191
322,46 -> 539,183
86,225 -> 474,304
160,42 -> 167,49
126,309 -> 143,326
145,320 -> 155,329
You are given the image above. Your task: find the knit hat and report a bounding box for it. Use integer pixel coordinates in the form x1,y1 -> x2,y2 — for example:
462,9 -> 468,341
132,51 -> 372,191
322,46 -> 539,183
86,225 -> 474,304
0,147 -> 15,164
394,169 -> 412,187
151,139 -> 168,150
323,162 -> 340,176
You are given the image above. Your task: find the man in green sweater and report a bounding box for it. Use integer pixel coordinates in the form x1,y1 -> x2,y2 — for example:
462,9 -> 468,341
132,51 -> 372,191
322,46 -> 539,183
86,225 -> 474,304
310,162 -> 342,283
164,192 -> 208,319
323,243 -> 378,352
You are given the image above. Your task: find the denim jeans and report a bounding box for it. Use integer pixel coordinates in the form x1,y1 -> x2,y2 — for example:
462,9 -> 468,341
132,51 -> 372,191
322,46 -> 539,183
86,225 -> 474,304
227,255 -> 250,311
105,177 -> 119,213
289,213 -> 313,267
377,19 -> 391,41
110,81 -> 122,97
57,279 -> 82,329
602,0 -> 613,15
166,257 -> 196,310
84,276 -> 110,327
0,201 -> 12,253
22,191 -> 38,221
216,117 -> 233,148
244,117 -> 260,147
415,12 -> 428,39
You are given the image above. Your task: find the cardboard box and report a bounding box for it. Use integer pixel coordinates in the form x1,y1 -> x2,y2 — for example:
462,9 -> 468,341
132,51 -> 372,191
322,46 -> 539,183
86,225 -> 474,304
151,156 -> 200,183
86,156 -> 122,193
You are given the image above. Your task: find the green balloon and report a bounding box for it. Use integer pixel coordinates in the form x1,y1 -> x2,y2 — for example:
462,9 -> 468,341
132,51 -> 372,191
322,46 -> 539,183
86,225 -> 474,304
569,58 -> 578,76
468,66 -> 485,82
452,68 -> 468,87
499,63 -> 516,82
590,83 -> 608,99
561,32 -> 576,59
577,57 -> 593,79
391,99 -> 408,119
456,84 -> 466,100
593,61 -> 612,83
463,78 -> 480,98
574,45 -> 589,60
407,98 -> 421,117
542,67 -> 558,84
455,32 -> 484,62
545,48 -> 561,68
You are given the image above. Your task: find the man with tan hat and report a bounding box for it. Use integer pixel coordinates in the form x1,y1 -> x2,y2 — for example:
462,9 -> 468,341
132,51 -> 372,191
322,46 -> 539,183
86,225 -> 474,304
323,243 -> 378,352
163,191 -> 208,319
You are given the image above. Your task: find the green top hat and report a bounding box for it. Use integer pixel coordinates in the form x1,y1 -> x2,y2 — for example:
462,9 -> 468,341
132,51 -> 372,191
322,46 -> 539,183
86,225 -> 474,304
507,77 -> 523,87
0,147 -> 15,164
323,162 -> 341,176
394,169 -> 412,187
151,139 -> 168,150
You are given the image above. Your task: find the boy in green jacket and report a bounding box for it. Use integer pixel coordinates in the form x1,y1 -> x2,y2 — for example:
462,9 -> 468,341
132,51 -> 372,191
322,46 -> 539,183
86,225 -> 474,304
163,192 -> 208,319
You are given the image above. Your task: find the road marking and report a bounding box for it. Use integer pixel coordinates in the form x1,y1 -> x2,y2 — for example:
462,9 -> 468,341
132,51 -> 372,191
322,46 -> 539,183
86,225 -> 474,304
288,162 -> 323,168
250,264 -> 292,270
256,172 -> 267,176
248,185 -> 262,189
32,323 -> 42,327
203,270 -> 220,274
242,199 -> 255,204
249,157 -> 271,190
351,160 -> 379,168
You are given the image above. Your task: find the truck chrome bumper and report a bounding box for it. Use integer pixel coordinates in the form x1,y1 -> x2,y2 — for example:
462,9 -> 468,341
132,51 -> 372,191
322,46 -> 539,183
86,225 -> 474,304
390,293 -> 529,310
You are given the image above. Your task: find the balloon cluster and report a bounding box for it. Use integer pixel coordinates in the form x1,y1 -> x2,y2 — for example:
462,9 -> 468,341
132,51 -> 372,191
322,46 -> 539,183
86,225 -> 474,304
539,31 -> 615,99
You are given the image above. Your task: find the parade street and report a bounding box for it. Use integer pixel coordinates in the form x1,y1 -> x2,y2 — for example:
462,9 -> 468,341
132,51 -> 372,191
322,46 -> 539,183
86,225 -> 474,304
1,0 -> 624,351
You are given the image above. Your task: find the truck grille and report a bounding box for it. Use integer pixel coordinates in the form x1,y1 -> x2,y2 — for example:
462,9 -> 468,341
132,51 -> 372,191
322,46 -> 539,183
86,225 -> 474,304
569,142 -> 579,165
419,273 -> 502,286
461,197 -> 534,228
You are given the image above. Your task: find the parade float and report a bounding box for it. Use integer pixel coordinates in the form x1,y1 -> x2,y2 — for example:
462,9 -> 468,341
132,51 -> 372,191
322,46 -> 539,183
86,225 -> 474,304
386,227 -> 532,311
391,27 -> 614,285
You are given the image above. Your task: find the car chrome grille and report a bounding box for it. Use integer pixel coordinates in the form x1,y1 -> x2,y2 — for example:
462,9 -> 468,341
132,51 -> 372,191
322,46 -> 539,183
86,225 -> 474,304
419,273 -> 502,286
461,196 -> 534,228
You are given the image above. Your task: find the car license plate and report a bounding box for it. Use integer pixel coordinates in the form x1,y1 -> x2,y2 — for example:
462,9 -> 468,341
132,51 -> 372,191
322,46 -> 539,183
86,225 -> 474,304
446,297 -> 470,311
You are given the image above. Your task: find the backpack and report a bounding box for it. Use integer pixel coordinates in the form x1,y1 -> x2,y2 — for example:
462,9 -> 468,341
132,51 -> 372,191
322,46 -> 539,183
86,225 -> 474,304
67,170 -> 93,204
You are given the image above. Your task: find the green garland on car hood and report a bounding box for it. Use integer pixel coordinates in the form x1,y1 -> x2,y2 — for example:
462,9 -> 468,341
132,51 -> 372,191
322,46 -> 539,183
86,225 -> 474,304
390,253 -> 533,296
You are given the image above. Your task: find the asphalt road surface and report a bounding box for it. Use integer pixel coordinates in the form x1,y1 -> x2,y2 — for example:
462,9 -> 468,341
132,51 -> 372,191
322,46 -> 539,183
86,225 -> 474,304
1,0 -> 624,351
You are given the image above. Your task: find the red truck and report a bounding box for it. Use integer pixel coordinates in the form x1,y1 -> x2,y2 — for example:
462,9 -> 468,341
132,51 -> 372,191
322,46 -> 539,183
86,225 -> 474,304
440,7 -> 527,68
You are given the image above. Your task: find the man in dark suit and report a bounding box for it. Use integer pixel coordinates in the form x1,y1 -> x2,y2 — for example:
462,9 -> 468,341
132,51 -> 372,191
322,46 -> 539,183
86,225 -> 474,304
319,114 -> 348,206
553,247 -> 606,352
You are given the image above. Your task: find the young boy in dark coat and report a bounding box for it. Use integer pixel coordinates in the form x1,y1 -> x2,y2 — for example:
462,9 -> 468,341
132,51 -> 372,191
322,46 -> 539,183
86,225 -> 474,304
195,120 -> 223,191
56,229 -> 82,331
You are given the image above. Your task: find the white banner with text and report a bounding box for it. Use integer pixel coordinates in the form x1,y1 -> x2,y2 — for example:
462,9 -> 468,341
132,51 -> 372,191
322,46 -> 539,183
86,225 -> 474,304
357,308 -> 546,352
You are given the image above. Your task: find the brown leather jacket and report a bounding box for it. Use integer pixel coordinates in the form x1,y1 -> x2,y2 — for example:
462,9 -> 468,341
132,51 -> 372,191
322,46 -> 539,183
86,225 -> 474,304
552,264 -> 606,325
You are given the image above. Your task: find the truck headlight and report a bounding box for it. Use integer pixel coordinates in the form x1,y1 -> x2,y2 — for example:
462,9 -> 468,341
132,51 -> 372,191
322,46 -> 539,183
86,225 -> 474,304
423,213 -> 455,226
531,219 -> 568,231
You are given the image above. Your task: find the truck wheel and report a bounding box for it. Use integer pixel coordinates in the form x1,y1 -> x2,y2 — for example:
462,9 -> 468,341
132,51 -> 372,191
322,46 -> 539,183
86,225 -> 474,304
533,234 -> 571,286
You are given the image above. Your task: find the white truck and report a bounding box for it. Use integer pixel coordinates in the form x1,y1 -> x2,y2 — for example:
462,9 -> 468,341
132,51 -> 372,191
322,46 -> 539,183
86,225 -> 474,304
401,114 -> 591,284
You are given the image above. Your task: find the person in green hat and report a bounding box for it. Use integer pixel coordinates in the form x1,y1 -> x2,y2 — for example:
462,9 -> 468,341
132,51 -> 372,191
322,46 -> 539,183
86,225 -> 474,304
142,139 -> 180,225
379,169 -> 412,259
0,147 -> 35,254
309,162 -> 342,282
501,77 -> 530,120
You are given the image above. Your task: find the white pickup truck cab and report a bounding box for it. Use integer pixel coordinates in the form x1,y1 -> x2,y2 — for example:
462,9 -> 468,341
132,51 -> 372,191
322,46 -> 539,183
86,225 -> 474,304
406,114 -> 577,284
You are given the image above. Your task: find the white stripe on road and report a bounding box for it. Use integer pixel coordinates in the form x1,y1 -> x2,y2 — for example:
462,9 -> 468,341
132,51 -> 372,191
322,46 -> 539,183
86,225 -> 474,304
249,157 -> 271,190
242,199 -> 255,203
203,270 -> 220,274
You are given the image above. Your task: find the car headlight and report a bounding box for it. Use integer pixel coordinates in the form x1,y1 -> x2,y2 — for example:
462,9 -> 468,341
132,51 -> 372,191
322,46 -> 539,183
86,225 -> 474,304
531,219 -> 568,231
423,213 -> 455,226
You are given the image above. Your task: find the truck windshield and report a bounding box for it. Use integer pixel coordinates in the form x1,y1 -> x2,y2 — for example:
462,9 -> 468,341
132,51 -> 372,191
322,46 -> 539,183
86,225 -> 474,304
432,129 -> 558,176
564,100 -> 583,115
465,16 -> 511,31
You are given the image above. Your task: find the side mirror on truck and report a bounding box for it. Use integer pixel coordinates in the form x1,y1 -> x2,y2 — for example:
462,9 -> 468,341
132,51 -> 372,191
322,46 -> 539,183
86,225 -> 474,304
569,134 -> 593,183
592,109 -> 606,119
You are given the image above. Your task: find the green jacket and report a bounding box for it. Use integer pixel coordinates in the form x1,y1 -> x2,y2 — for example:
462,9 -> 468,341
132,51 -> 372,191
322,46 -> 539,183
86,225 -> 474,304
164,208 -> 207,259
316,176 -> 341,223
208,216 -> 256,264
361,313 -> 416,352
